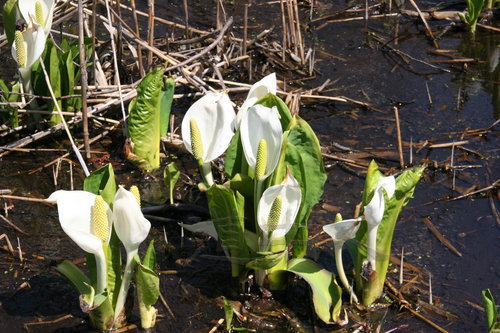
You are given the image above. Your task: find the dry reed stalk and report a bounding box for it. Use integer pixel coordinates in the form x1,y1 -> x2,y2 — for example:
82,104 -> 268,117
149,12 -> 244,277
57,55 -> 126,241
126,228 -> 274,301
243,4 -> 248,56
78,0 -> 90,159
408,0 -> 439,48
148,0 -> 155,69
103,0 -> 127,133
130,0 -> 145,76
292,0 -> 305,63
286,0 -> 297,55
280,0 -> 287,61
393,106 -> 404,168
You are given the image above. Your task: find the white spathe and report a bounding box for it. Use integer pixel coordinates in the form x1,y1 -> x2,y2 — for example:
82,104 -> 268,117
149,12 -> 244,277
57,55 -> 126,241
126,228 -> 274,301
240,104 -> 282,180
113,186 -> 151,254
364,175 -> 396,270
11,23 -> 46,93
234,73 -> 277,129
48,190 -> 113,293
257,172 -> 301,250
181,92 -> 236,163
323,217 -> 361,303
323,218 -> 361,245
18,0 -> 56,36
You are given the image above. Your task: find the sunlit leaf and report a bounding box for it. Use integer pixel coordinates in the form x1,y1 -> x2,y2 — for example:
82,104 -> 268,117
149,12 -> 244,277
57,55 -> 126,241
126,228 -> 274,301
164,162 -> 180,205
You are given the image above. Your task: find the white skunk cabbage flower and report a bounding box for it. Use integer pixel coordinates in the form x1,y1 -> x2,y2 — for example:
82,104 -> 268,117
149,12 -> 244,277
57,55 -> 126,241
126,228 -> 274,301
234,73 -> 277,129
11,23 -> 46,93
113,186 -> 151,321
257,171 -> 301,251
18,0 -> 56,36
364,176 -> 395,271
323,216 -> 362,303
48,190 -> 113,294
182,91 -> 236,163
240,104 -> 282,181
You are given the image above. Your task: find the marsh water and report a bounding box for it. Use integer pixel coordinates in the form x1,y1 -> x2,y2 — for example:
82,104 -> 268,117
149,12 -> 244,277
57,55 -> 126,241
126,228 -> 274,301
0,0 -> 499,332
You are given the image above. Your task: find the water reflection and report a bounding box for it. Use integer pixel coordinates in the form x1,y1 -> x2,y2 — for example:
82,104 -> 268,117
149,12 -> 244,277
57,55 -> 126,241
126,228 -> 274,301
458,32 -> 500,118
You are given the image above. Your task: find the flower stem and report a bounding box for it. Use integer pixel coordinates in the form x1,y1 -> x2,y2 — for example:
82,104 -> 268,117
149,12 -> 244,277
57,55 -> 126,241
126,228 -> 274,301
198,160 -> 214,186
367,224 -> 378,271
95,251 -> 107,294
334,241 -> 358,303
253,179 -> 264,232
114,249 -> 137,322
267,236 -> 288,291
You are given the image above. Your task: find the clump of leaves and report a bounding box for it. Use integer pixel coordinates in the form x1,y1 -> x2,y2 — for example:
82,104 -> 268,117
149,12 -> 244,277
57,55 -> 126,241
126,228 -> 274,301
458,0 -> 484,33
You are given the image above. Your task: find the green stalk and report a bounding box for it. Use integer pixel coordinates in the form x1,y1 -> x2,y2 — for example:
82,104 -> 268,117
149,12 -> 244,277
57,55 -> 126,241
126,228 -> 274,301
113,250 -> 137,323
334,241 -> 358,303
198,159 -> 214,186
267,236 -> 288,290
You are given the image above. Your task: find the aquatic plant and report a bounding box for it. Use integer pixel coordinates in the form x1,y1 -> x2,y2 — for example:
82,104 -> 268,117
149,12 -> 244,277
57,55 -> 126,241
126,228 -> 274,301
482,289 -> 500,332
49,164 -> 159,330
458,0 -> 484,33
17,0 -> 56,36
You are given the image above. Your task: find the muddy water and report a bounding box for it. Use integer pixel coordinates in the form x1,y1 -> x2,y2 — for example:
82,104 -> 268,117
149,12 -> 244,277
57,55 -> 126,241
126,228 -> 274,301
0,0 -> 499,332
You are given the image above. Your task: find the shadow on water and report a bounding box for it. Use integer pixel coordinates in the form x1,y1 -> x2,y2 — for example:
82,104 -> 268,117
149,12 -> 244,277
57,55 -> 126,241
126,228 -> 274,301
0,0 -> 498,332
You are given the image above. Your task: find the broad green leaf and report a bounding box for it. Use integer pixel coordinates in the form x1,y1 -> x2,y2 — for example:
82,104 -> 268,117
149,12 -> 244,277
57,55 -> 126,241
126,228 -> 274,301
206,185 -> 250,276
246,250 -> 287,270
244,229 -> 259,253
135,260 -> 160,307
83,163 -> 117,206
105,232 -> 122,307
142,240 -> 157,271
280,115 -> 327,258
127,68 -> 166,170
56,260 -> 92,295
482,289 -> 499,332
180,221 -> 218,240
164,162 -> 180,204
255,93 -> 292,130
287,258 -> 342,324
3,0 -> 17,45
159,77 -> 175,137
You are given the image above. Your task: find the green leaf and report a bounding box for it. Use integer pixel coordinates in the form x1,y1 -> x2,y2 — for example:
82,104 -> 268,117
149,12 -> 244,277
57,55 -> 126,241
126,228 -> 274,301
143,240 -> 157,271
228,173 -> 254,198
135,260 -> 160,307
159,77 -> 175,137
483,289 -> 499,332
224,130 -> 249,179
354,163 -> 424,305
47,39 -> 62,125
279,115 -> 327,258
127,68 -> 166,170
56,260 -> 92,296
246,251 -> 287,270
88,293 -> 114,330
105,231 -> 122,307
83,164 -> 117,206
3,0 -> 17,45
206,185 -> 250,276
255,93 -> 293,130
286,258 -> 342,324
164,162 -> 180,205
223,297 -> 234,331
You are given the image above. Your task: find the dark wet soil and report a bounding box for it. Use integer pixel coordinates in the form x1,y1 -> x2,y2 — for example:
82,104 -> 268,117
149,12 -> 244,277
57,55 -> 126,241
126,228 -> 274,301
0,0 -> 499,332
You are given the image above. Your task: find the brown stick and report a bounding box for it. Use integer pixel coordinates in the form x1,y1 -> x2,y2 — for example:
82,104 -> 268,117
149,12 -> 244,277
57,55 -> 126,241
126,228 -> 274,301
183,0 -> 190,38
0,214 -> 28,235
147,0 -> 155,70
421,217 -> 462,257
242,4 -> 248,57
292,0 -> 305,63
280,0 -> 287,62
407,0 -> 439,48
393,106 -> 405,168
130,0 -> 145,76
